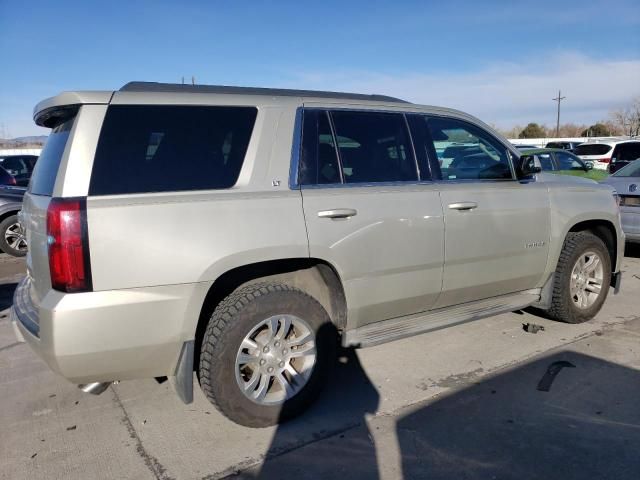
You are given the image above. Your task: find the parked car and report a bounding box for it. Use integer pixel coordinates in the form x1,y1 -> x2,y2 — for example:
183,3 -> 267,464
601,159 -> 640,243
545,141 -> 582,152
608,141 -> 640,174
0,185 -> 27,256
518,148 -> 606,180
11,82 -> 624,427
0,154 -> 38,186
574,140 -> 640,172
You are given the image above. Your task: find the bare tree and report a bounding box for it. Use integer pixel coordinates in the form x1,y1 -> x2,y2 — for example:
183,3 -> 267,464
610,97 -> 640,137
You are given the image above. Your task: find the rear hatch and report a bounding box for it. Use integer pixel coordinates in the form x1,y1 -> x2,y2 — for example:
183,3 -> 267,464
23,108 -> 78,304
574,143 -> 613,167
22,93 -> 111,307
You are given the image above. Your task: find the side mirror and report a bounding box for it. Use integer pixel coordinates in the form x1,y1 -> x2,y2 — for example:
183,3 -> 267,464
584,161 -> 594,171
517,155 -> 542,178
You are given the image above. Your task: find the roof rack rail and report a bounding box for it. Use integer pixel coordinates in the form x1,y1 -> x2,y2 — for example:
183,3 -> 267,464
119,81 -> 409,104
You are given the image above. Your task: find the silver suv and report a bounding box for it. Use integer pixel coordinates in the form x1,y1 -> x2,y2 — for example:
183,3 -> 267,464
12,82 -> 624,427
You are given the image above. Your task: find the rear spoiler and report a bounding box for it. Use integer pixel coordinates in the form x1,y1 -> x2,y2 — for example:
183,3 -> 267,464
33,91 -> 113,127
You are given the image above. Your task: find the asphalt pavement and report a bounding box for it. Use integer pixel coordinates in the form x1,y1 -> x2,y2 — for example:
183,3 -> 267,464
1,245 -> 639,480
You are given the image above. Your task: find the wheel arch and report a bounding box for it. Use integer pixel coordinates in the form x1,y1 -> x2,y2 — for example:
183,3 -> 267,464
568,219 -> 618,271
192,257 -> 347,371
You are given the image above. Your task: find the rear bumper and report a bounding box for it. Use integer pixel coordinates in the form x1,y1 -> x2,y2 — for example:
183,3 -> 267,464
11,277 -> 204,384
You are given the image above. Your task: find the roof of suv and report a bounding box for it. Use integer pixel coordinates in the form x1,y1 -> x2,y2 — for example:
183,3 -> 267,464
119,81 -> 410,104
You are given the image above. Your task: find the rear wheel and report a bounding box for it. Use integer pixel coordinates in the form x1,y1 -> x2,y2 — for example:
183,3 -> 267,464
545,232 -> 611,324
199,282 -> 336,427
0,214 -> 27,257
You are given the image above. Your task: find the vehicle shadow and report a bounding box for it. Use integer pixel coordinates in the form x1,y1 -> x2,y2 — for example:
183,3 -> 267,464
240,332 -> 381,479
237,348 -> 640,479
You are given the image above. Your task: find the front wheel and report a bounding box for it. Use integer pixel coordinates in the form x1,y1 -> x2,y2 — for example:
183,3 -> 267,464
545,232 -> 612,324
0,214 -> 27,257
199,282 -> 336,427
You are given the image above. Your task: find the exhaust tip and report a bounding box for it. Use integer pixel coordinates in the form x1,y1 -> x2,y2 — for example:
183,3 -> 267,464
78,382 -> 111,395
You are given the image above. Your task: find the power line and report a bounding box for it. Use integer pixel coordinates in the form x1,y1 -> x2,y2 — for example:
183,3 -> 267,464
552,90 -> 566,137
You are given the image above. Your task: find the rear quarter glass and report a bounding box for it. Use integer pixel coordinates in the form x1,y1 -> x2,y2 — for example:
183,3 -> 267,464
89,105 -> 257,195
29,116 -> 76,196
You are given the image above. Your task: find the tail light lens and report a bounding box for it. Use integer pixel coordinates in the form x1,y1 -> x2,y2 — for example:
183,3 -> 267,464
598,157 -> 611,163
46,198 -> 92,292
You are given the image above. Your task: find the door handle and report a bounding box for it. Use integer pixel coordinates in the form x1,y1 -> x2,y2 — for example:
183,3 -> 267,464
317,208 -> 358,219
448,202 -> 478,211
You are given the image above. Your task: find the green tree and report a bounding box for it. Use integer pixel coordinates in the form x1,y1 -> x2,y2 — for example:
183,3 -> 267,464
518,123 -> 546,138
580,123 -> 611,137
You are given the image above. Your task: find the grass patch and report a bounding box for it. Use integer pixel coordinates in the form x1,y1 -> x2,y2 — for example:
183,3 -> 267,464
553,170 -> 609,181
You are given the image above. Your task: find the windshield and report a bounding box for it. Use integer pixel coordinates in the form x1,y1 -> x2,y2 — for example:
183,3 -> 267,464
574,144 -> 612,156
612,159 -> 640,177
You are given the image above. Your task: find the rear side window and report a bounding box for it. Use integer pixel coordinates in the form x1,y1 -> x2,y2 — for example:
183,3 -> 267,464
29,116 -> 76,196
331,111 -> 418,184
89,106 -> 257,195
299,110 -> 341,185
299,110 -> 419,185
574,144 -> 612,156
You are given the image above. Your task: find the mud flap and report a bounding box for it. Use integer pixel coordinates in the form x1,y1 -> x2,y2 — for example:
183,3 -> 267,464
170,340 -> 194,404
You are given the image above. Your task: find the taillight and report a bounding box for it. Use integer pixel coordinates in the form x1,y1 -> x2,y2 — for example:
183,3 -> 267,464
598,157 -> 611,163
46,198 -> 92,293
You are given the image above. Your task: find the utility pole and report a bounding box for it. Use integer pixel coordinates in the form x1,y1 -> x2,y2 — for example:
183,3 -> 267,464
552,90 -> 566,137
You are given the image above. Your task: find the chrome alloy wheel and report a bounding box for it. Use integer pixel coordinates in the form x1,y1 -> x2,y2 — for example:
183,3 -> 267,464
4,221 -> 26,252
235,314 -> 316,405
570,251 -> 604,309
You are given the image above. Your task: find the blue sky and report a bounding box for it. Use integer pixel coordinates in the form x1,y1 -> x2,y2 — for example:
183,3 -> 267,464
1,0 -> 639,136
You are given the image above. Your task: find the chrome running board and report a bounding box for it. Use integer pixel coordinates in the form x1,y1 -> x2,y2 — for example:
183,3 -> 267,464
344,289 -> 541,348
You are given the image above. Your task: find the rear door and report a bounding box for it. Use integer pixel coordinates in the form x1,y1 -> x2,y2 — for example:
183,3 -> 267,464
416,114 -> 551,307
298,108 -> 444,329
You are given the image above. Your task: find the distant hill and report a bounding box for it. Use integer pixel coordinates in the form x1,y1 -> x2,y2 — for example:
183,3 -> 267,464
0,136 -> 48,147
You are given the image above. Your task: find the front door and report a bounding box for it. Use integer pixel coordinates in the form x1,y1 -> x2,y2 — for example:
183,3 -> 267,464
416,114 -> 551,308
297,108 -> 444,328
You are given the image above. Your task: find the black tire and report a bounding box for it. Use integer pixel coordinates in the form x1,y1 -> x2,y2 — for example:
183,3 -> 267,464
545,232 -> 611,324
0,214 -> 27,257
199,282 -> 336,427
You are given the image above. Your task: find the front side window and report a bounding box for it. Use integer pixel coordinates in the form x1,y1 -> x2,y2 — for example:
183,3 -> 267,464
425,116 -> 512,180
537,153 -> 554,170
555,151 -> 584,170
90,105 -> 257,195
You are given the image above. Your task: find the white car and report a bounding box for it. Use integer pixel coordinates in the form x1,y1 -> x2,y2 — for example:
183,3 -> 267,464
574,140 -> 640,171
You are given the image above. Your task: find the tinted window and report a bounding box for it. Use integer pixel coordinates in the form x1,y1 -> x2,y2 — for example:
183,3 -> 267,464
425,116 -> 511,180
574,144 -> 612,156
30,116 -> 76,196
299,110 -> 341,185
0,157 -> 29,175
614,143 -> 640,161
330,111 -> 418,183
90,106 -> 257,195
536,153 -> 554,170
555,151 -> 583,170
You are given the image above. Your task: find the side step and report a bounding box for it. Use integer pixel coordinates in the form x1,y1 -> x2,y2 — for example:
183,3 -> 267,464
344,290 -> 541,348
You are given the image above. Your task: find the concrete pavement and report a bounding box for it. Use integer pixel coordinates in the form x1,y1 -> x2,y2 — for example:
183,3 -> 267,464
1,245 -> 639,479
